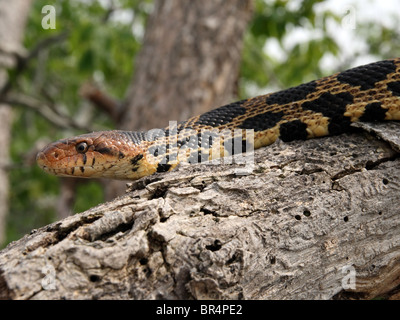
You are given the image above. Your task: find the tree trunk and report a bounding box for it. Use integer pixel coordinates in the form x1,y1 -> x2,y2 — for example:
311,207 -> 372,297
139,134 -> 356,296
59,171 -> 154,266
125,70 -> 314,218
122,0 -> 253,130
0,0 -> 32,244
1,122 -> 399,300
105,0 -> 253,201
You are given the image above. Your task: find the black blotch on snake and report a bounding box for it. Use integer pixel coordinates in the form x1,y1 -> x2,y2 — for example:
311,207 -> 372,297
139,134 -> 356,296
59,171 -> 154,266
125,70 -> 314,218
195,100 -> 247,127
265,80 -> 317,105
337,60 -> 396,90
387,81 -> 400,97
302,92 -> 354,135
359,102 -> 387,122
279,120 -> 308,142
239,111 -> 284,132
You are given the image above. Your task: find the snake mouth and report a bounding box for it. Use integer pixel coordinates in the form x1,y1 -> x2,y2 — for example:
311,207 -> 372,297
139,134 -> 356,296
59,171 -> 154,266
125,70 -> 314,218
36,151 -> 68,176
36,151 -> 50,169
36,149 -> 126,179
36,149 -> 67,169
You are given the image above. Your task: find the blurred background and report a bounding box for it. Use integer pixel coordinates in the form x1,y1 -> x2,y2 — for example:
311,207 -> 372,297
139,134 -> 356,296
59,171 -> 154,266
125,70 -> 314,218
0,0 -> 399,248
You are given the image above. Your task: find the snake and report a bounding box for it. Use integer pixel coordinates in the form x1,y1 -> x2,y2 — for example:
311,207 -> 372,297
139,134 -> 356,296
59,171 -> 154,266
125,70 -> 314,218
36,58 -> 400,180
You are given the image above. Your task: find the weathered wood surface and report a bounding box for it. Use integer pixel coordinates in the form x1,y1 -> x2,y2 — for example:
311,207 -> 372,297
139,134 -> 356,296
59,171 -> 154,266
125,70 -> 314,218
1,123 -> 400,300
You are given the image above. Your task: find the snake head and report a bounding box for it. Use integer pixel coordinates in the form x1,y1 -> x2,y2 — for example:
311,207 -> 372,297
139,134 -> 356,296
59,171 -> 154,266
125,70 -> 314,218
36,131 -> 153,180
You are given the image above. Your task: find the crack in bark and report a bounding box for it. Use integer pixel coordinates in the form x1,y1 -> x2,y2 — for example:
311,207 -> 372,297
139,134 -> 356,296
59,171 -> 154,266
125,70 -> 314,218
331,153 -> 399,181
50,214 -> 103,243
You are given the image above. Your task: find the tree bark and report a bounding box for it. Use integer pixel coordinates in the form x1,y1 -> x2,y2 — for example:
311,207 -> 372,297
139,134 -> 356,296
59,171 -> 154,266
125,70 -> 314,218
1,122 -> 399,300
105,0 -> 253,201
0,0 -> 32,244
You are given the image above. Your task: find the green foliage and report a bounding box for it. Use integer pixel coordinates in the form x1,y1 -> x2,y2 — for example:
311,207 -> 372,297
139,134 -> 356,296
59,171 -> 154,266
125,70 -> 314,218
240,0 -> 400,97
241,0 -> 339,95
358,21 -> 400,59
5,0 -> 151,247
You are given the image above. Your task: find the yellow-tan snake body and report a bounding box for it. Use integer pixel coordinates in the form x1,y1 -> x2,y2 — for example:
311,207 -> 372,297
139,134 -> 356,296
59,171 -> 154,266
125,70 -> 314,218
37,59 -> 400,180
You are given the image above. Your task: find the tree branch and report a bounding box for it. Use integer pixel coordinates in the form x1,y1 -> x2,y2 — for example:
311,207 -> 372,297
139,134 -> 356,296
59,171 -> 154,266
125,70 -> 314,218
1,93 -> 92,131
0,123 -> 399,299
0,31 -> 69,96
79,82 -> 121,123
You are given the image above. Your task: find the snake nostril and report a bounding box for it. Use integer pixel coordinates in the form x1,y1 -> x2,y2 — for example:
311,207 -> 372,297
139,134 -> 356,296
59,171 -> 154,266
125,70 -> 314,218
36,152 -> 44,163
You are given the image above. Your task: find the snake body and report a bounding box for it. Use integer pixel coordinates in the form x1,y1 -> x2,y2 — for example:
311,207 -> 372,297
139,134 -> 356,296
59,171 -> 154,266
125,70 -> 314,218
37,59 -> 400,180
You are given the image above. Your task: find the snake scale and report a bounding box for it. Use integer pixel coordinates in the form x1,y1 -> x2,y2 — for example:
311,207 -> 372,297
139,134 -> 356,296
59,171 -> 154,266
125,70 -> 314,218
37,58 -> 400,180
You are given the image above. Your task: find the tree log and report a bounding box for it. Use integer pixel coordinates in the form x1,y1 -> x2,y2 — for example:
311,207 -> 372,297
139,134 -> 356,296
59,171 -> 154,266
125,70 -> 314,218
1,123 -> 400,300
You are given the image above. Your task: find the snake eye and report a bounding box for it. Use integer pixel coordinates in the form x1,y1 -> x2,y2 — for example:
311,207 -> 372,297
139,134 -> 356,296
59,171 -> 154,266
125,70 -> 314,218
76,142 -> 89,153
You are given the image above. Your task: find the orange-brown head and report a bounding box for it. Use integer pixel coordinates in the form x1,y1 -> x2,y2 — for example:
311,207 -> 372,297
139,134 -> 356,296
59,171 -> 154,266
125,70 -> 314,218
36,130 -> 156,180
